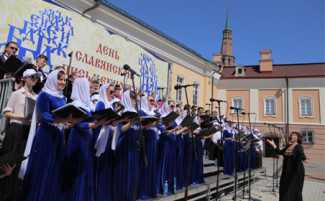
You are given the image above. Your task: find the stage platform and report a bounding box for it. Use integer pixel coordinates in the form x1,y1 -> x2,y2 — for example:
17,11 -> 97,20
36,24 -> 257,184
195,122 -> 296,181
142,158 -> 266,201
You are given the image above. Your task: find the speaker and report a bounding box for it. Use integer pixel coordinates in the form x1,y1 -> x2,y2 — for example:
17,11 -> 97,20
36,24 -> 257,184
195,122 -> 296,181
264,137 -> 279,158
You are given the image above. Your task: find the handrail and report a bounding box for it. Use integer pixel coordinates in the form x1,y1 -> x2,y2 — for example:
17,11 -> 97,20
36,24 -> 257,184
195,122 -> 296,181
0,78 -> 15,148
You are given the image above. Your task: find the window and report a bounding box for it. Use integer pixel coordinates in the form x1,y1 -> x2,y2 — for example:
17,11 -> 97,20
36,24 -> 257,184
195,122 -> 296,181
231,96 -> 243,113
301,130 -> 313,144
176,75 -> 184,103
264,97 -> 276,116
192,82 -> 199,106
299,96 -> 313,117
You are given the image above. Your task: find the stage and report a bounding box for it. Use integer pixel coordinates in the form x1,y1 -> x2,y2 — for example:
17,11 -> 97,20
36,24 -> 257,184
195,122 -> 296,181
143,157 -> 266,201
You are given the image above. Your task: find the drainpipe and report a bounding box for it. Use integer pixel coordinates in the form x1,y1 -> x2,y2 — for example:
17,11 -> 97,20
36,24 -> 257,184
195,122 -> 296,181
285,75 -> 289,145
82,0 -> 101,16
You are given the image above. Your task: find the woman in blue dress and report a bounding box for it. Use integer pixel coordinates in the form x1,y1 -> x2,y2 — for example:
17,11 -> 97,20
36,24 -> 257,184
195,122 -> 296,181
223,123 -> 236,175
175,110 -> 185,190
113,90 -> 139,201
191,117 -> 205,185
137,95 -> 160,199
181,108 -> 193,188
20,70 -> 81,201
93,83 -> 121,201
156,100 -> 180,195
61,78 -> 109,201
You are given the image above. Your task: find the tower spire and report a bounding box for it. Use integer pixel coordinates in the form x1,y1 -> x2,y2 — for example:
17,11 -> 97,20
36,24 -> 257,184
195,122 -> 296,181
220,8 -> 235,66
225,8 -> 230,30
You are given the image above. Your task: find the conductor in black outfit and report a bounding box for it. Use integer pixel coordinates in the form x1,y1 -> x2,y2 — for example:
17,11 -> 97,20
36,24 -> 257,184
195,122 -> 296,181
267,132 -> 309,201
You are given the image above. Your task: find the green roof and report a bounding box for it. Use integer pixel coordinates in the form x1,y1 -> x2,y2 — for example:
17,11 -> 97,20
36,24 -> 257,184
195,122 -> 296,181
225,9 -> 230,30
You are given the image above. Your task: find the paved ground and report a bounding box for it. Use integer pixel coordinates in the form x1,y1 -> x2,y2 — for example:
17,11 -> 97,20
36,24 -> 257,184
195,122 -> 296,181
218,158 -> 325,201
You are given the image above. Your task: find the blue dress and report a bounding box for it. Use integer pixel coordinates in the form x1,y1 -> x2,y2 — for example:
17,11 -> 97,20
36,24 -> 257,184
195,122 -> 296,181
156,121 -> 177,195
182,134 -> 193,187
61,109 -> 95,201
94,101 -> 114,201
138,110 -> 159,200
175,134 -> 184,190
240,141 -> 248,172
223,129 -> 235,175
192,137 -> 205,184
20,91 -> 66,201
113,122 -> 139,201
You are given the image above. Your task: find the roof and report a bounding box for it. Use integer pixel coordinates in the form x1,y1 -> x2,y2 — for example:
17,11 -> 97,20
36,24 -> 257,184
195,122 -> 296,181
220,63 -> 325,79
225,9 -> 230,30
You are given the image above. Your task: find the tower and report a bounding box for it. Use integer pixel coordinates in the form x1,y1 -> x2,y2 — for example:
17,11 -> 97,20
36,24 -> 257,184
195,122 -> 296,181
220,9 -> 235,66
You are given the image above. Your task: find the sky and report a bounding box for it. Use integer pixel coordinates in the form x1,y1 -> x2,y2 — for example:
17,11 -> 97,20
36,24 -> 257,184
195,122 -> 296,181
105,0 -> 324,65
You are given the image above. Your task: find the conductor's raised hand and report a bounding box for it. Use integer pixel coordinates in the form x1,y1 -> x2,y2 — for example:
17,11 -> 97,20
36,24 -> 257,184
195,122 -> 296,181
266,139 -> 277,149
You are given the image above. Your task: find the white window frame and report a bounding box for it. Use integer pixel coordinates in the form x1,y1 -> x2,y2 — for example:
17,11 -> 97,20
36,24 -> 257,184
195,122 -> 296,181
175,75 -> 185,103
298,96 -> 314,118
263,96 -> 277,117
301,130 -> 314,144
192,81 -> 200,106
231,96 -> 244,114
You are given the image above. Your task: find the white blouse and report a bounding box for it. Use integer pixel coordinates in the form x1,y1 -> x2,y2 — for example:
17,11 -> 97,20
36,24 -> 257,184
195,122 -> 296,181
3,87 -> 37,125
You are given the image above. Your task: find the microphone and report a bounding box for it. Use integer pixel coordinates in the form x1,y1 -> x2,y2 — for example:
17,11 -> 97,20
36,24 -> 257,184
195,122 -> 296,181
230,106 -> 243,110
210,98 -> 226,102
120,72 -> 127,76
123,64 -> 139,76
174,83 -> 199,90
242,112 -> 256,115
68,51 -> 73,57
157,87 -> 166,90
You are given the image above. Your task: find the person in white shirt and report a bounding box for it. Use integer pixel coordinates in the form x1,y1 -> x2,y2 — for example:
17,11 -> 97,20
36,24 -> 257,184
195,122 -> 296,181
0,69 -> 40,201
254,129 -> 263,168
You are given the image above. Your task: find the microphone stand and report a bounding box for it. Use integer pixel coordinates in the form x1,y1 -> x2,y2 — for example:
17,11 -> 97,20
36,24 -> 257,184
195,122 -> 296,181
184,86 -> 198,201
130,71 -> 148,201
64,51 -> 73,97
262,123 -> 277,197
215,101 -> 224,200
232,107 -> 242,201
122,73 -> 127,90
246,113 -> 256,200
272,125 -> 279,189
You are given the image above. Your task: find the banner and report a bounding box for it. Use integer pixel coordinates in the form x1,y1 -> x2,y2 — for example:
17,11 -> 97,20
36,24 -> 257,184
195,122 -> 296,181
0,0 -> 170,98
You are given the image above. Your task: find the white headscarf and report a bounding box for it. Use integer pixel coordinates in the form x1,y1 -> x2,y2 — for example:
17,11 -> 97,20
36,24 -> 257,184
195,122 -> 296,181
120,90 -> 136,113
175,113 -> 183,126
98,82 -> 115,108
94,82 -> 116,157
19,69 -> 65,179
42,70 -> 65,98
112,90 -> 136,150
160,101 -> 171,117
71,78 -> 90,112
140,95 -> 155,115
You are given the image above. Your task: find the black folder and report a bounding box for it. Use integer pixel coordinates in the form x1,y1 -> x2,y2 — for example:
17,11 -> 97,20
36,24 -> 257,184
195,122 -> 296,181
196,126 -> 218,138
190,122 -> 200,130
115,111 -> 138,121
180,115 -> 195,127
91,108 -> 120,120
162,111 -> 179,127
0,55 -> 34,77
0,152 -> 27,166
141,116 -> 160,126
24,97 -> 36,121
52,103 -> 89,119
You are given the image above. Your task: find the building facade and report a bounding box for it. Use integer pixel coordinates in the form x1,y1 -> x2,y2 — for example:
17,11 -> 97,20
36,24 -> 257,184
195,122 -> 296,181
217,50 -> 325,161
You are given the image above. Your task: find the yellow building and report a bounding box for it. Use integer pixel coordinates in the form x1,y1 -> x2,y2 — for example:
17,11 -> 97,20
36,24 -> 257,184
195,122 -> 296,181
217,50 -> 325,161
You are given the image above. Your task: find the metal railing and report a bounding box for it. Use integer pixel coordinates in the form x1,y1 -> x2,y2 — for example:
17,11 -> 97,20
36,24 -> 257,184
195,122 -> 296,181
0,78 -> 15,147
